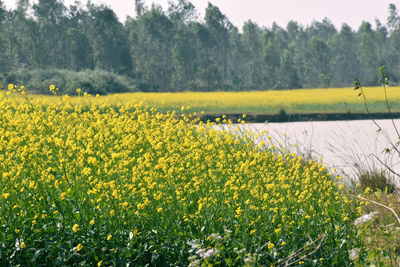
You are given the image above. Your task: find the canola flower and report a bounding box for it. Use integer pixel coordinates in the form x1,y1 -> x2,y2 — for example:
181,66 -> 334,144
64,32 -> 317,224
76,243 -> 83,252
5,86 -> 400,114
0,90 -> 358,265
72,224 -> 80,233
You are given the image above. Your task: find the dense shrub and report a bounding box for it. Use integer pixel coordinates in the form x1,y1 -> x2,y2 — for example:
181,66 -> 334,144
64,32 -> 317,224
1,69 -> 137,95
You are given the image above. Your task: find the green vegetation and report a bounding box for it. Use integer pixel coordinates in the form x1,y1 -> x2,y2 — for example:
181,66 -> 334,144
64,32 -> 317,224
2,69 -> 137,95
0,95 -> 359,265
348,67 -> 400,266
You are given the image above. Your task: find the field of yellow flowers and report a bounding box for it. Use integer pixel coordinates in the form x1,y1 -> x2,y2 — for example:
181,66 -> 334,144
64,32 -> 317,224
0,88 -> 360,265
7,86 -> 400,114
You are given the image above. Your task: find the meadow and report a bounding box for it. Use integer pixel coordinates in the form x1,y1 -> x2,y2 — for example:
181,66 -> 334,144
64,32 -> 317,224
0,86 -> 364,266
4,86 -> 400,115
1,85 -> 400,265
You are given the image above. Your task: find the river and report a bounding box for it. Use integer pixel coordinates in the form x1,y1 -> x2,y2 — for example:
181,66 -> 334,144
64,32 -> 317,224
235,119 -> 400,184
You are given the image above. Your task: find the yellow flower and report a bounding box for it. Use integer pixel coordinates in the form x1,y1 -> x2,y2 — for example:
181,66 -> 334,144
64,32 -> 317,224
76,243 -> 83,251
97,260 -> 103,267
110,210 -> 115,216
2,193 -> 10,199
21,242 -> 26,249
107,234 -> 112,241
90,219 -> 95,225
281,241 -> 286,246
72,224 -> 80,232
157,207 -> 163,213
268,243 -> 274,249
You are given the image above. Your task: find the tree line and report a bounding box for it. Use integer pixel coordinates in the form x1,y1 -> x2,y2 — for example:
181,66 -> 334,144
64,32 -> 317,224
0,0 -> 399,93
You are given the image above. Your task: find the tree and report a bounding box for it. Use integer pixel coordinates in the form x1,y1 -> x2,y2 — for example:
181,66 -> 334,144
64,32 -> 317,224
303,37 -> 331,87
306,18 -> 337,40
286,20 -> 302,42
242,20 -> 264,88
33,0 -> 68,68
387,4 -> 400,32
127,3 -> 174,90
6,0 -> 39,68
204,3 -> 231,85
329,24 -> 360,86
65,1 -> 94,70
386,4 -> 400,82
86,4 -> 132,74
278,47 -> 300,89
357,22 -> 381,85
0,0 -> 7,72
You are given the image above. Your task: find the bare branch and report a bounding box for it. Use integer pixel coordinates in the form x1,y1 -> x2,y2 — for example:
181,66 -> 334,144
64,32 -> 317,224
372,154 -> 400,179
275,234 -> 326,267
358,195 -> 400,225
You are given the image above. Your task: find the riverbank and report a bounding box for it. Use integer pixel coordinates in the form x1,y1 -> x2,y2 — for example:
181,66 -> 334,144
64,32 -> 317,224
200,111 -> 400,123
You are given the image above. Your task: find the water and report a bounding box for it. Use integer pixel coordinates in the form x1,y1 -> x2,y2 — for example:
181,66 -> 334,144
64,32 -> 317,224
240,119 -> 400,183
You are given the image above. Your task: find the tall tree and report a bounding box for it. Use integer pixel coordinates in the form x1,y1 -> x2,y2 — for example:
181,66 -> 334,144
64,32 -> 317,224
168,0 -> 198,89
303,37 -> 331,87
278,47 -> 300,89
86,3 -> 132,74
329,24 -> 360,86
204,3 -> 231,85
0,0 -> 7,73
7,0 -> 39,68
33,0 -> 68,68
65,1 -> 94,70
242,20 -> 263,88
357,22 -> 381,84
127,4 -> 173,90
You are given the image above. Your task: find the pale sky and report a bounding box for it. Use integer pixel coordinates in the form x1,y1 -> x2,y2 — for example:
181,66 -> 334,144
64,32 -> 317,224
3,0 -> 397,30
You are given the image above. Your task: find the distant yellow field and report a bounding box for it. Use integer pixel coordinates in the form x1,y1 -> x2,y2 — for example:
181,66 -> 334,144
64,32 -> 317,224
3,86 -> 400,114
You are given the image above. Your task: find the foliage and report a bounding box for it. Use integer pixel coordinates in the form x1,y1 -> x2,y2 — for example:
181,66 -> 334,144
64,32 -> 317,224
0,88 -> 359,265
357,169 -> 397,194
2,68 -> 137,95
352,66 -> 400,266
351,191 -> 400,266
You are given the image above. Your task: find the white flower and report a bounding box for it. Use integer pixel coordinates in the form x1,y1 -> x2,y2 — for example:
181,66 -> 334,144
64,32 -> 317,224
349,248 -> 360,261
354,211 -> 378,226
209,233 -> 222,240
188,259 -> 201,267
203,248 -> 219,259
196,248 -> 205,256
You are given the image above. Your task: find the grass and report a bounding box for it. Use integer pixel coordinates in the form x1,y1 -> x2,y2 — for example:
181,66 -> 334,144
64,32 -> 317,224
350,189 -> 400,266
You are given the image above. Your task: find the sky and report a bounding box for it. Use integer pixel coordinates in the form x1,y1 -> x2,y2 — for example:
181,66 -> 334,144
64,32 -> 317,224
2,0 -> 396,30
